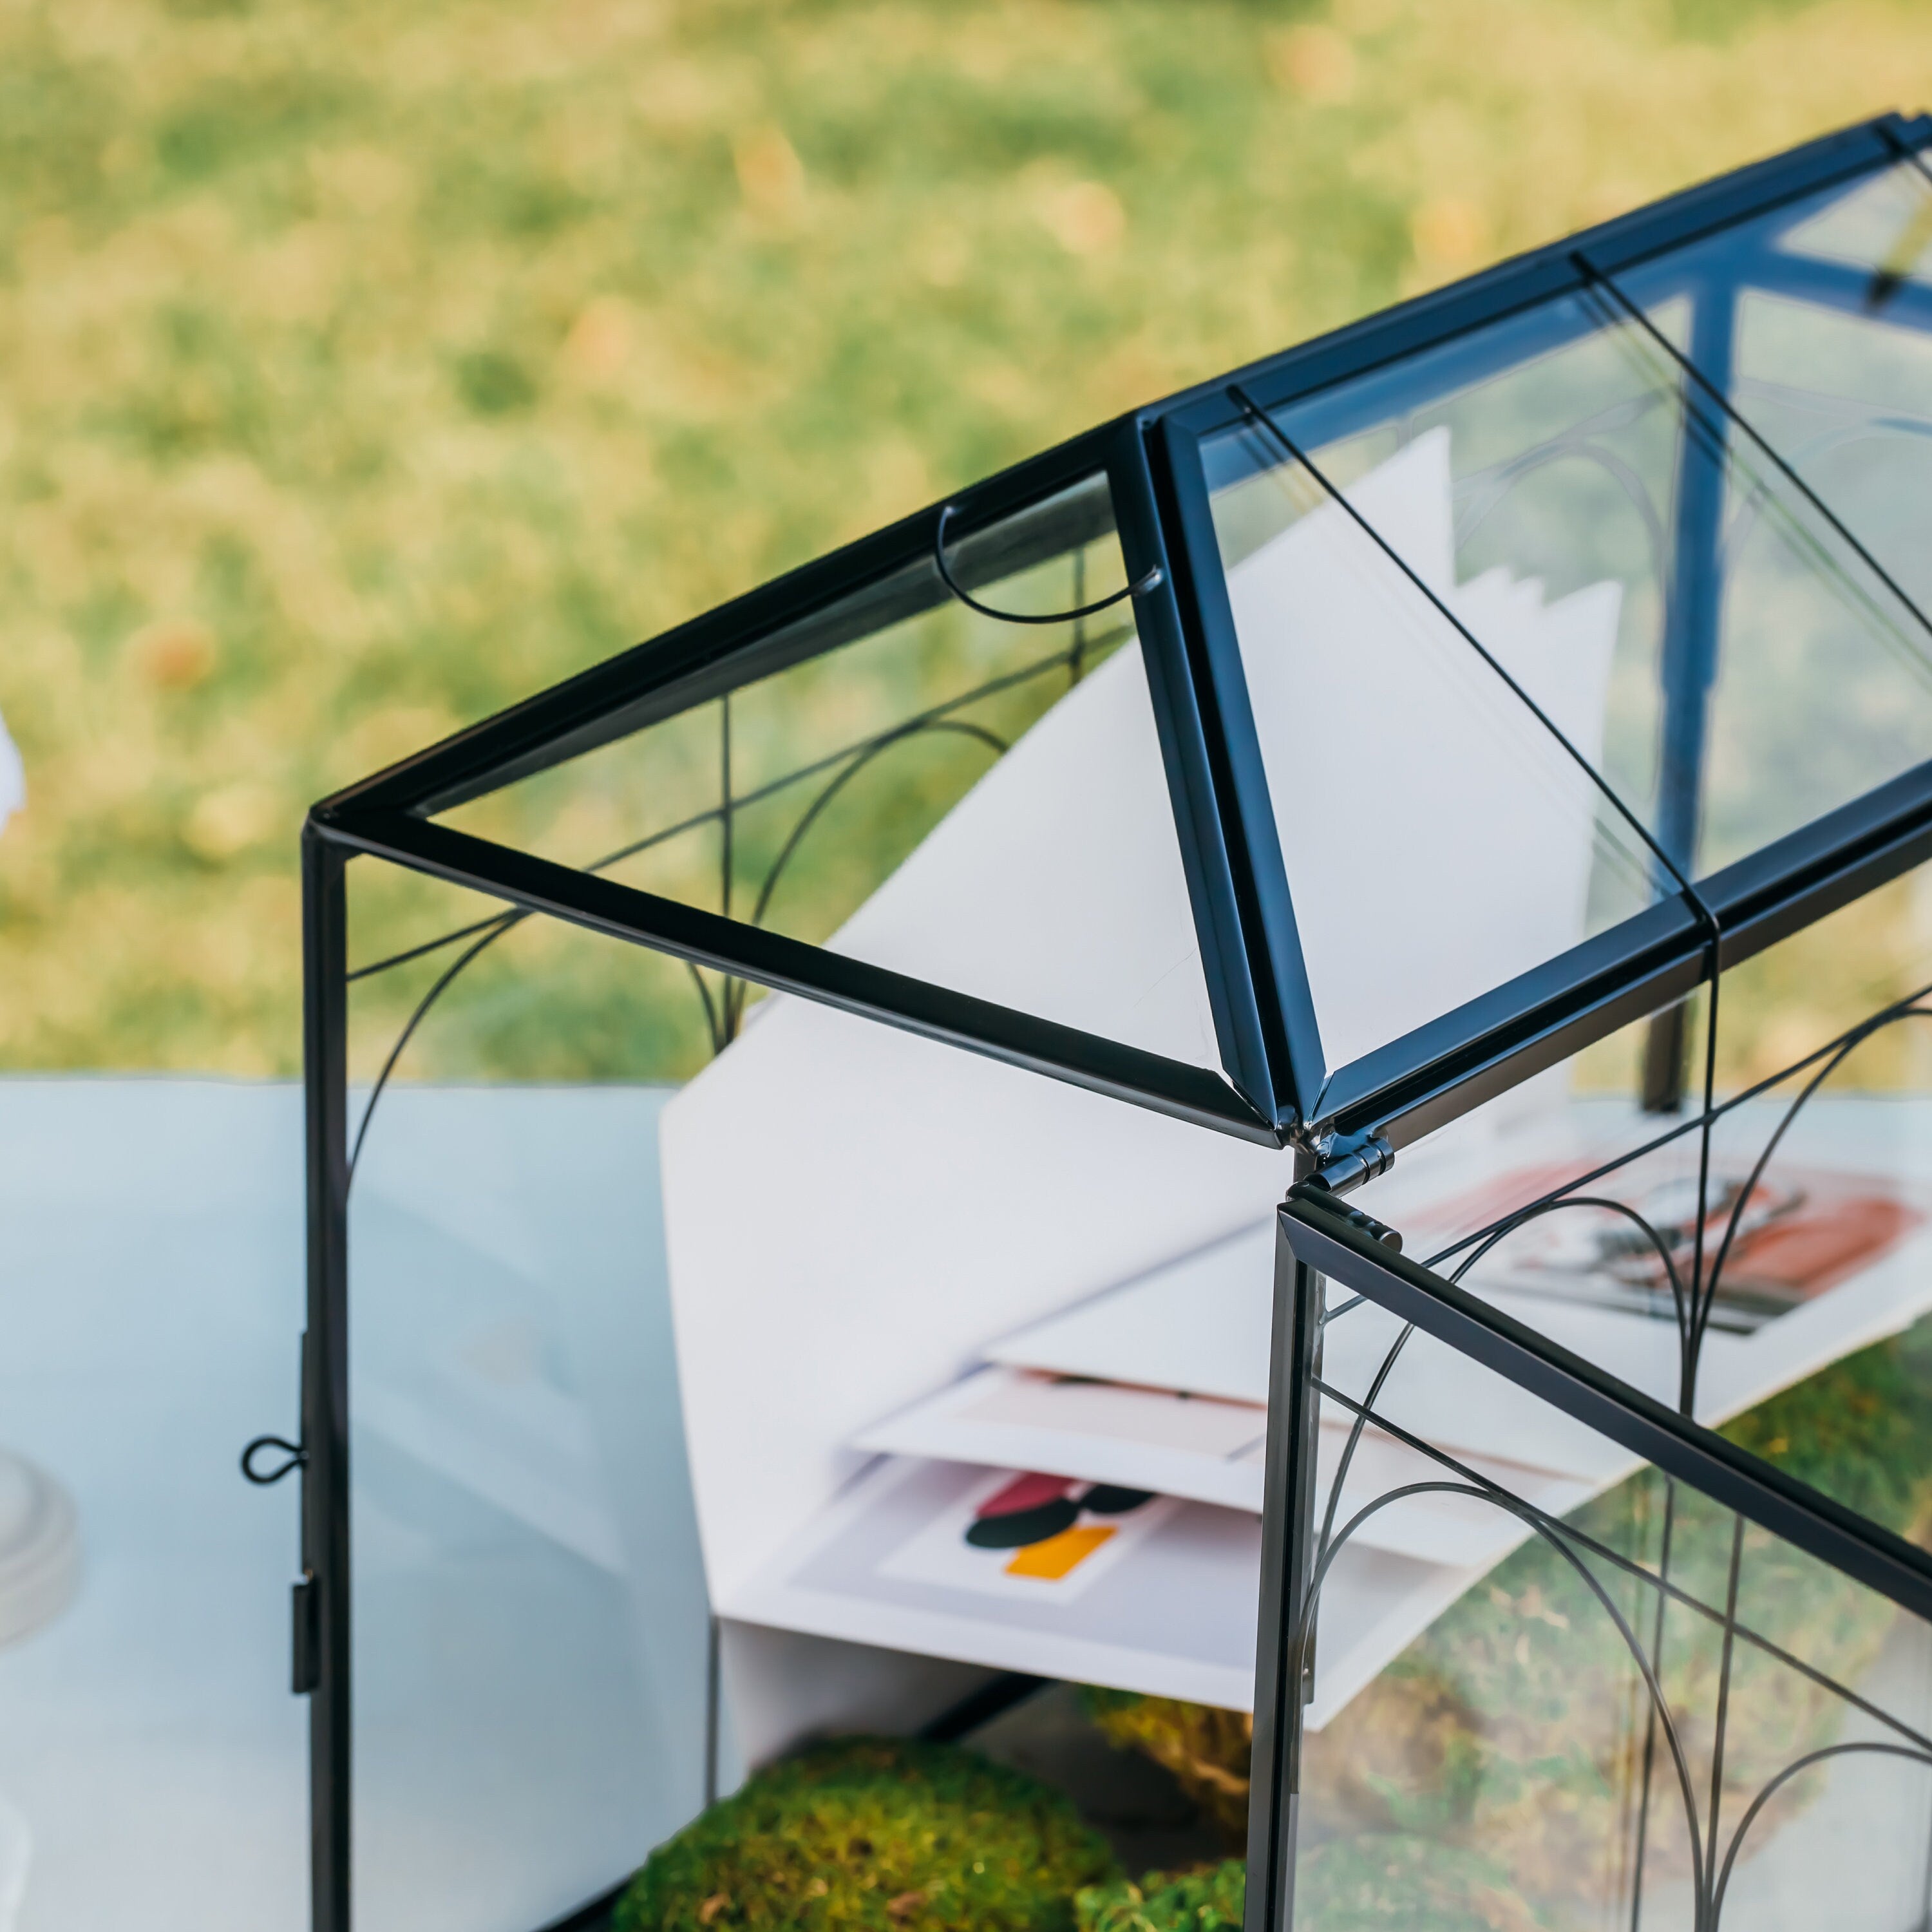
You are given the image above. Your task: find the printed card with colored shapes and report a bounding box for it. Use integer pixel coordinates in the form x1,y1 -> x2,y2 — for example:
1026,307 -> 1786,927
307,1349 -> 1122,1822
877,1467 -> 1180,1604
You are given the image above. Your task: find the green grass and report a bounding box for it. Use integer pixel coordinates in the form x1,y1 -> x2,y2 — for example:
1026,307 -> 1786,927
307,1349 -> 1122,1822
0,0 -> 1926,1078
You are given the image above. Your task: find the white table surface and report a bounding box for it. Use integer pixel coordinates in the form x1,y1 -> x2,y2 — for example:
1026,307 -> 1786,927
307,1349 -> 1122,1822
0,1078 -> 712,1932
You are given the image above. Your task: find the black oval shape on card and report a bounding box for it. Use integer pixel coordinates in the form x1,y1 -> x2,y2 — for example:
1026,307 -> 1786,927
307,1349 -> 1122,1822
963,1499 -> 1081,1549
1081,1486 -> 1155,1515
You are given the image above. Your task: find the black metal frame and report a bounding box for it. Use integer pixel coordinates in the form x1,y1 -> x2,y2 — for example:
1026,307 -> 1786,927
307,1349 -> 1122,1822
293,110 -> 1932,1932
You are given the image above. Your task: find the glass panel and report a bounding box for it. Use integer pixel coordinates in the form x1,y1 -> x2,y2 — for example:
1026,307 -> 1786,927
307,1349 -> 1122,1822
1358,1009 -> 1709,1419
346,873 -> 713,1932
336,815 -> 1932,1932
1715,851 -> 1932,1092
1206,171 -> 1932,1079
1298,1271 -> 1932,1931
1686,438 -> 1932,878
661,933 -> 1289,1758
347,864 -> 719,1089
1615,158 -> 1932,880
648,790 -> 1291,1895
439,475 -> 1223,1073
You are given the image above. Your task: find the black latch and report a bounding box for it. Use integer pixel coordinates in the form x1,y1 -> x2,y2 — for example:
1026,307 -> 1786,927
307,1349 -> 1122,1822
291,1575 -> 319,1696
1332,1202 -> 1403,1254
1290,1180 -> 1405,1254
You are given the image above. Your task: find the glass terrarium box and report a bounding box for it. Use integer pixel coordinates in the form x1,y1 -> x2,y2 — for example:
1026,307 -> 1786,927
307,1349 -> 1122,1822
294,112 -> 1932,1932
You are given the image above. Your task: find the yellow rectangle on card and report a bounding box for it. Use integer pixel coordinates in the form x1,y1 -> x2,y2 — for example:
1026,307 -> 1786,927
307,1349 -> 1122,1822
1003,1525 -> 1114,1580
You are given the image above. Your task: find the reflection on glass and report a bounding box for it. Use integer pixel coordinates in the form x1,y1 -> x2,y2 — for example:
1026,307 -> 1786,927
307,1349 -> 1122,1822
1622,158 -> 1932,880
1731,294 -> 1932,620
1206,288 -> 1691,842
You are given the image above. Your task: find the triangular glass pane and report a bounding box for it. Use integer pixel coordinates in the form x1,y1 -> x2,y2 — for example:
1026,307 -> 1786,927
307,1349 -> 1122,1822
1203,359 -> 1662,1079
437,475 -> 1226,1075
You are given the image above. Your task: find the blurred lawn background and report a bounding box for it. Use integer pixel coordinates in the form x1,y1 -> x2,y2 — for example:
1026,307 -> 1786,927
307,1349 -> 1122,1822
1,0 -> 1929,1081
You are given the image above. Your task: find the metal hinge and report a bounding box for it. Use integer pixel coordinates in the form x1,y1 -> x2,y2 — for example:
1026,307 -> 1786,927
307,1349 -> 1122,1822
291,1576 -> 319,1696
1305,1127 -> 1395,1196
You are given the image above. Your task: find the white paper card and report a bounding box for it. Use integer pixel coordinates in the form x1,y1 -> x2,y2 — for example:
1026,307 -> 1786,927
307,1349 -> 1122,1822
853,1364 -> 1590,1570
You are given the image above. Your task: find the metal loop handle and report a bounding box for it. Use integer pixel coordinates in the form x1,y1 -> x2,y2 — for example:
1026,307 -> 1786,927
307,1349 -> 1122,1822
240,1434 -> 308,1486
932,502 -> 1162,625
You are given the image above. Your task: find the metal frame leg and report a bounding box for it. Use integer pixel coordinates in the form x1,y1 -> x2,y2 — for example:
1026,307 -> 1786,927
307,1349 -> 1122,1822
303,826 -> 352,1932
1244,1183 -> 1327,1932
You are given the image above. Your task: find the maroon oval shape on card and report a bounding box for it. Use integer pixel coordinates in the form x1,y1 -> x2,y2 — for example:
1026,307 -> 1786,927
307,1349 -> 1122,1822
974,1472 -> 1073,1520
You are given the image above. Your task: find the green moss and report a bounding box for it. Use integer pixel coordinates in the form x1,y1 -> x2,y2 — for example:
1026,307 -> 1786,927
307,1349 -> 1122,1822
1075,1861 -> 1245,1932
614,1735 -> 1119,1932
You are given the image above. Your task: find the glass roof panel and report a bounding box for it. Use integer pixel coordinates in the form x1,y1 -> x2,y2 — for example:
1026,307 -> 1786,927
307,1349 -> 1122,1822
437,476 -> 1227,1075
1209,167 -> 1932,1094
